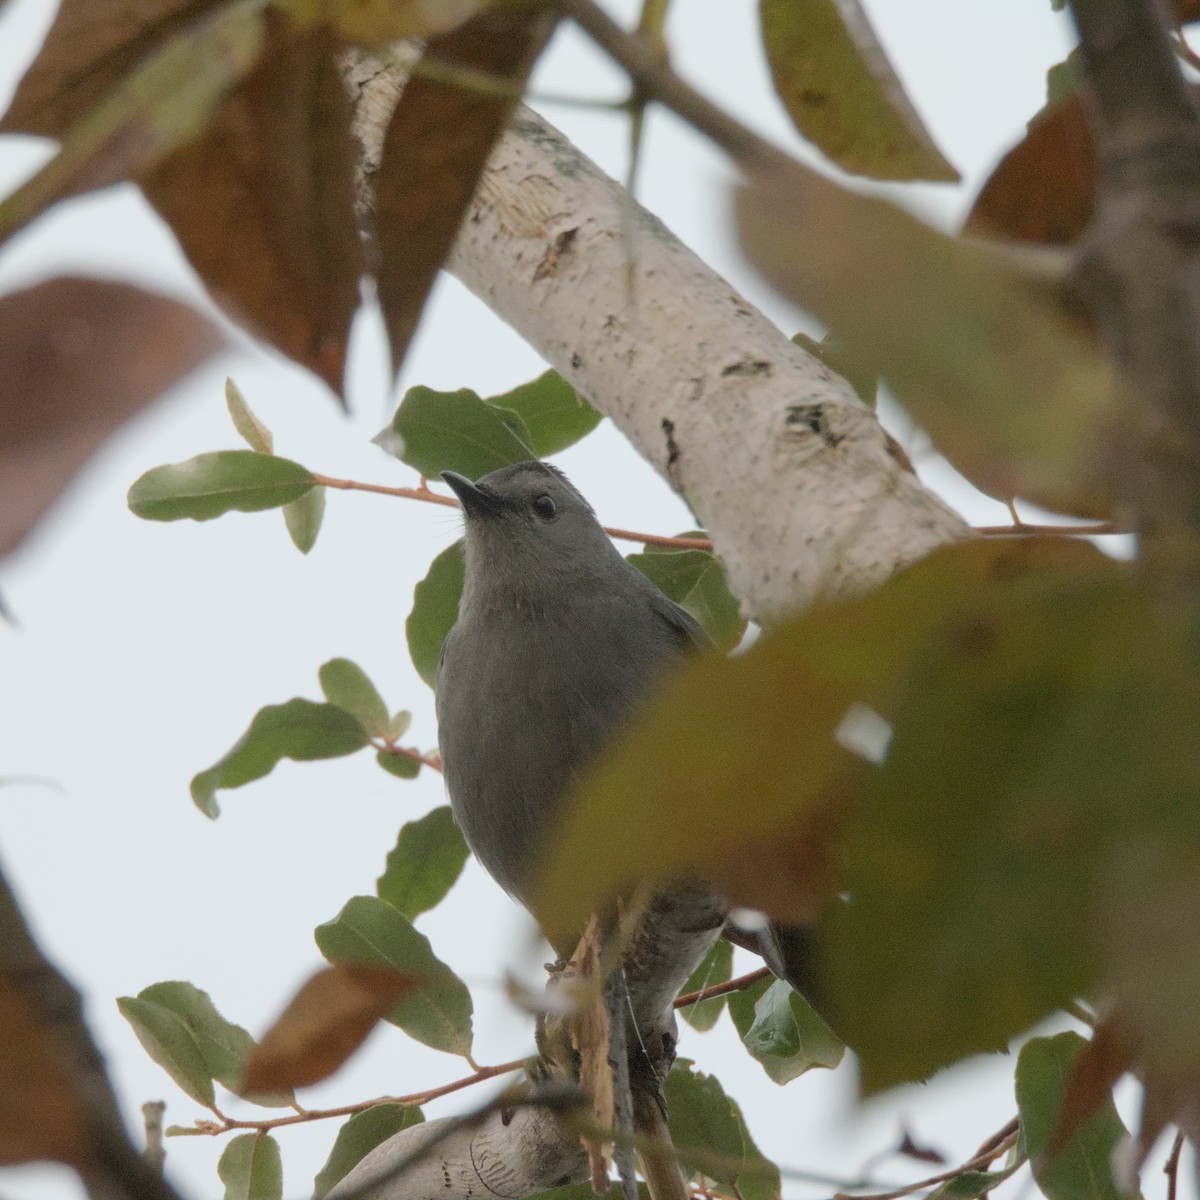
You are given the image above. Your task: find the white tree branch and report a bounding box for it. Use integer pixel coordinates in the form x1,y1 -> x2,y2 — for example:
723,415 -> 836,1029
345,52 -> 970,627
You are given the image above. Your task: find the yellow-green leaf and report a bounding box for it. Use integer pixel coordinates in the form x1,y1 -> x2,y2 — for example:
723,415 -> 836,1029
760,0 -> 957,182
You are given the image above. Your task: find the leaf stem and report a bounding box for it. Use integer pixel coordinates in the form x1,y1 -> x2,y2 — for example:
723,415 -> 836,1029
834,1126 -> 1021,1200
176,1059 -> 527,1137
673,966 -> 770,1009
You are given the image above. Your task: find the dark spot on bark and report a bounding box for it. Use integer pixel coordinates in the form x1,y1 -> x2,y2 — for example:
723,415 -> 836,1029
785,403 -> 844,447
662,417 -> 681,471
532,227 -> 579,283
570,352 -> 582,370
800,89 -> 829,107
554,1176 -> 573,1188
721,359 -> 771,378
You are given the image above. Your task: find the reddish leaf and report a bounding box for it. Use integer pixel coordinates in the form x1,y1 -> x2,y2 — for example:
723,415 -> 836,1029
1182,0 -> 1200,23
965,84 -> 1200,247
964,93 -> 1095,247
242,964 -> 417,1092
0,277 -> 222,558
0,978 -> 90,1167
0,0 -> 226,136
1047,1011 -> 1138,1157
141,12 -> 362,397
374,3 -> 557,379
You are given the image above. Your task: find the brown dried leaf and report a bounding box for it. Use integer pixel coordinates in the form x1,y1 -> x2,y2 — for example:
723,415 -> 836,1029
141,12 -> 362,397
0,277 -> 222,558
243,963 -> 417,1093
374,2 -> 557,379
1047,1011 -> 1138,1157
964,93 -> 1096,247
0,0 -> 227,136
0,977 -> 91,1167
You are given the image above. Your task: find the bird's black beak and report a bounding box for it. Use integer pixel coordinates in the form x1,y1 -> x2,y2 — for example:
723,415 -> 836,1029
442,471 -> 504,518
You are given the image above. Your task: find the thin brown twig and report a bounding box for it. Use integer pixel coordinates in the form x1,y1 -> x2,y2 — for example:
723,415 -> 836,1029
372,739 -> 444,773
834,1129 -> 1021,1200
974,521 -> 1121,537
674,966 -> 770,1009
312,472 -> 716,550
179,1059 -> 528,1137
1164,1129 -> 1185,1200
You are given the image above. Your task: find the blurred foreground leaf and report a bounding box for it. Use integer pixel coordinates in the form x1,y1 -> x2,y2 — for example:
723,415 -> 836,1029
0,278 -> 220,558
736,171 -> 1118,517
142,13 -> 362,396
244,964 -> 417,1092
760,0 -> 957,182
0,2 -> 266,247
0,978 -> 90,1166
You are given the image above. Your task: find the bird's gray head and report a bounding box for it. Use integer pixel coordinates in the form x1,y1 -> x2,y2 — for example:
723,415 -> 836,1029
442,461 -> 622,600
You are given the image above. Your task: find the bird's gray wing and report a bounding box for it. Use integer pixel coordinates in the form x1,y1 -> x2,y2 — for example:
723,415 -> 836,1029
647,588 -> 717,656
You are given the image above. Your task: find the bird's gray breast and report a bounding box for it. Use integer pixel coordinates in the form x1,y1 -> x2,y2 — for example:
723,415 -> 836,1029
436,591 -> 684,904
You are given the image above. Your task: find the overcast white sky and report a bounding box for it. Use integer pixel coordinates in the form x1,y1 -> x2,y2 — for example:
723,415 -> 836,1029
4,5 -> 1155,1200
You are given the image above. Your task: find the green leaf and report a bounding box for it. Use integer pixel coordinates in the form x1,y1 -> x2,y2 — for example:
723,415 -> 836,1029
678,939 -> 732,1032
225,378 -> 273,453
319,659 -> 389,737
627,547 -> 746,653
1016,1033 -> 1131,1200
117,995 -> 215,1106
128,451 -> 316,522
377,806 -> 470,920
407,541 -> 465,688
759,0 -> 957,182
374,386 -> 533,478
929,1165 -> 1024,1200
218,1133 -> 283,1200
728,977 -> 843,1085
728,1093 -> 782,1200
137,981 -> 292,1107
487,371 -> 603,456
386,711 -> 413,740
376,750 -> 420,779
792,331 -> 878,408
283,486 -> 325,554
315,895 -> 474,1058
663,1059 -> 746,1186
191,699 -> 370,818
313,1104 -> 424,1199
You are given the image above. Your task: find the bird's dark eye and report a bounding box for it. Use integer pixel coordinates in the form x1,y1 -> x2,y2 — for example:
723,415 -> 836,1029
532,494 -> 557,520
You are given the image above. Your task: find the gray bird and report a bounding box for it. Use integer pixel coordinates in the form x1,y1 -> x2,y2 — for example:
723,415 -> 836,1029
434,459 -> 817,1005
435,459 -> 711,915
